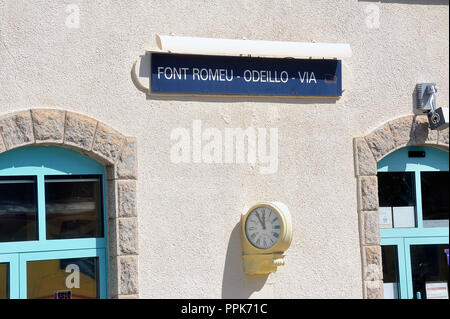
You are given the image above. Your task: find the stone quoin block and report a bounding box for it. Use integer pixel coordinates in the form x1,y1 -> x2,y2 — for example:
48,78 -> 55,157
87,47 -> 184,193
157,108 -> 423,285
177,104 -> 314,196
361,211 -> 380,246
354,137 -> 377,176
31,109 -> 65,144
0,110 -> 35,150
92,122 -> 126,165
365,123 -> 395,161
363,246 -> 383,281
388,115 -> 415,148
365,280 -> 384,299
115,137 -> 138,180
438,128 -> 449,146
119,256 -> 139,295
118,218 -> 139,255
64,111 -> 98,152
0,135 -> 6,154
359,176 -> 379,211
117,180 -> 137,217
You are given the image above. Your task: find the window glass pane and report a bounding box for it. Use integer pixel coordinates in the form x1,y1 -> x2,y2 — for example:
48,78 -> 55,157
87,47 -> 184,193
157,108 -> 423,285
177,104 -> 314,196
378,172 -> 416,228
45,175 -> 103,239
0,176 -> 38,242
421,172 -> 449,228
0,263 -> 9,299
27,257 -> 99,299
410,244 -> 449,299
381,245 -> 400,299
378,172 -> 416,206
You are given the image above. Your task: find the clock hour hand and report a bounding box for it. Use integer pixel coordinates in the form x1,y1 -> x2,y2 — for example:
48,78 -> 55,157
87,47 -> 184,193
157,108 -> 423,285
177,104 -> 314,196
262,210 -> 266,229
256,212 -> 266,230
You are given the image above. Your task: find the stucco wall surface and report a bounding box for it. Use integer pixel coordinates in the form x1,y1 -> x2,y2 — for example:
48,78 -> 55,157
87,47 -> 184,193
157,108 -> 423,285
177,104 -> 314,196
0,0 -> 448,298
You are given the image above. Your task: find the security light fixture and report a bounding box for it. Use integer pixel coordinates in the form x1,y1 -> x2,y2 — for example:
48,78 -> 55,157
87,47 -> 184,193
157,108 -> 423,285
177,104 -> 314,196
416,83 -> 449,131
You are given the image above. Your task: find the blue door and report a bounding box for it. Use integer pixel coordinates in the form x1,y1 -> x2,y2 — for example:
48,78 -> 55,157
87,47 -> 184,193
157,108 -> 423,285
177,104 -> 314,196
0,146 -> 108,299
378,146 -> 449,299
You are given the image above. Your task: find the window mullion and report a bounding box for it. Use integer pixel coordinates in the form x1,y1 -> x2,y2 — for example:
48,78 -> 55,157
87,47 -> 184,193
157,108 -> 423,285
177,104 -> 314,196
414,170 -> 423,229
397,240 -> 409,299
37,175 -> 47,242
18,253 -> 26,299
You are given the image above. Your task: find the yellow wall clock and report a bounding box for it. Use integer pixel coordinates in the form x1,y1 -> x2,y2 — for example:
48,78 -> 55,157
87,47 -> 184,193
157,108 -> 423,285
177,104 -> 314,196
241,202 -> 293,275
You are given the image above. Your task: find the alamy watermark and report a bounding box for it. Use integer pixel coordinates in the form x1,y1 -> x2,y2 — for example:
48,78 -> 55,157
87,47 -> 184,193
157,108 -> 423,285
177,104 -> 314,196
364,4 -> 380,29
65,263 -> 80,288
170,120 -> 279,174
65,4 -> 80,29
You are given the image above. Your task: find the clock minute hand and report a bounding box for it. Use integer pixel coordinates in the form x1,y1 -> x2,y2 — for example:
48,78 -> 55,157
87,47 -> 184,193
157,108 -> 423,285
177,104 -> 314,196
262,210 -> 266,229
256,212 -> 266,230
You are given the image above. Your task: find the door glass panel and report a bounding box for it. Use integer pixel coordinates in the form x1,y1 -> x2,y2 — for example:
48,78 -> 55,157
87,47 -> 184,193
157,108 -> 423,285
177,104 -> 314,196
410,244 -> 449,299
381,245 -> 400,299
378,172 -> 416,228
45,175 -> 103,239
0,263 -> 9,299
0,176 -> 38,242
27,257 -> 99,299
421,172 -> 449,228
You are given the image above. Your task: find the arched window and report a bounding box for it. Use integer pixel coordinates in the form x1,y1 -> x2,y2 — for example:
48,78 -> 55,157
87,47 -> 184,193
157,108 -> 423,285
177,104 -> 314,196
378,146 -> 449,299
0,146 -> 108,299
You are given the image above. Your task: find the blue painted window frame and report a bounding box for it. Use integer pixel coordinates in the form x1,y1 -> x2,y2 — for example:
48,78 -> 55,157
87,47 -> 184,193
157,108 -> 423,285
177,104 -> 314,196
378,146 -> 449,299
0,146 -> 108,299
0,253 -> 19,299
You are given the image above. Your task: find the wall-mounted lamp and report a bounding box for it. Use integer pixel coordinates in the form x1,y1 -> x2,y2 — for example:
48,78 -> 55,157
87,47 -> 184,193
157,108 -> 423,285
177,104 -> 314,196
155,35 -> 352,59
416,83 -> 449,131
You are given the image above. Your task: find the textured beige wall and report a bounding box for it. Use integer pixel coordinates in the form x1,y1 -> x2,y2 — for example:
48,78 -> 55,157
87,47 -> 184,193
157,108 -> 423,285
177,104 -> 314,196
0,0 -> 448,298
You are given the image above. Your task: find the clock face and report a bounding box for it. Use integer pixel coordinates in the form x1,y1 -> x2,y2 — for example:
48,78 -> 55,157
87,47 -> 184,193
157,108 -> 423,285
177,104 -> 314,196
245,206 -> 281,249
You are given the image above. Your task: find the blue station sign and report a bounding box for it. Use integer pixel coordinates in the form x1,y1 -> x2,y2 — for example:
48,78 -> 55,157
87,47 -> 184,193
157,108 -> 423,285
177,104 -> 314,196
150,53 -> 342,97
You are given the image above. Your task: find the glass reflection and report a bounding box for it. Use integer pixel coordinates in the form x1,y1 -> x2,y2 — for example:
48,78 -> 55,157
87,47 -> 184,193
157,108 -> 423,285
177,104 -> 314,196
0,176 -> 38,242
45,175 -> 103,240
378,172 -> 417,228
381,245 -> 400,299
27,257 -> 99,299
378,172 -> 416,207
0,263 -> 9,299
411,244 -> 449,299
421,172 -> 449,228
